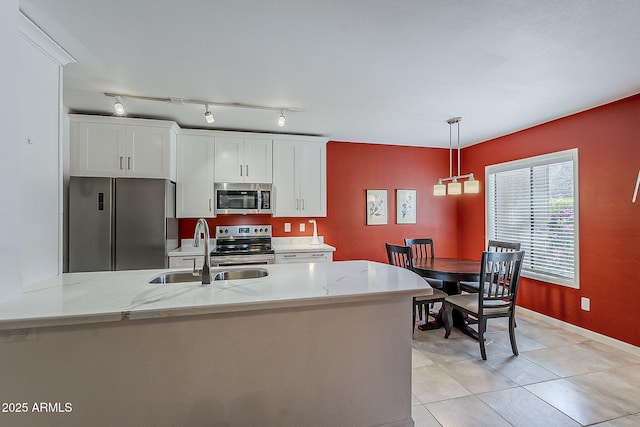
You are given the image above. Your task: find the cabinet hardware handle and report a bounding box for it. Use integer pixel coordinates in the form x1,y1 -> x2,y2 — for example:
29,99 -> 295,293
312,253 -> 325,257
209,198 -> 212,212
301,199 -> 305,210
284,254 -> 296,258
120,156 -> 124,170
296,199 -> 300,210
245,165 -> 249,176
240,165 -> 243,176
128,157 -> 132,170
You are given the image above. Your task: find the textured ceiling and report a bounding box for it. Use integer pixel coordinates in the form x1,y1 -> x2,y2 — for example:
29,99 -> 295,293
19,0 -> 640,147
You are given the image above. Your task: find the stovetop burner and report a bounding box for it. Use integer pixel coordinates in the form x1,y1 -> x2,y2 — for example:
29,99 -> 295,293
212,225 -> 273,256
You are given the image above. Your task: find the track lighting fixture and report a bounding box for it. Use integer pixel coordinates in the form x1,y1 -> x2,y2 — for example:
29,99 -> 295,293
434,117 -> 480,196
113,97 -> 125,116
204,105 -> 215,123
104,92 -> 302,127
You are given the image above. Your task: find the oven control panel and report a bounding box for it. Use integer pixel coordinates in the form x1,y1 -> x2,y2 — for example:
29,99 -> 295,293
216,225 -> 272,239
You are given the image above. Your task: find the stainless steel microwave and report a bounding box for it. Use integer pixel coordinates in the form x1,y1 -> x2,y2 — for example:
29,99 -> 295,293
214,183 -> 272,215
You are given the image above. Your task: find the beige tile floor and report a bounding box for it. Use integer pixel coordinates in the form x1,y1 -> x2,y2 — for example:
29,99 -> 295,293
411,308 -> 640,427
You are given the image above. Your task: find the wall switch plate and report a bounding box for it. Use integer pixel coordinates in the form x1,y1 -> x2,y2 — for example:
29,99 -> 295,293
581,297 -> 591,311
284,223 -> 291,232
299,223 -> 305,232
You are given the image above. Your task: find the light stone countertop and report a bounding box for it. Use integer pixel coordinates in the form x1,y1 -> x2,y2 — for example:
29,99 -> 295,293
0,261 -> 430,331
169,236 -> 335,257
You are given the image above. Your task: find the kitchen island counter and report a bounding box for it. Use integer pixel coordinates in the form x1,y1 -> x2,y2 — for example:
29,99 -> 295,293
0,260 -> 428,330
0,260 -> 425,427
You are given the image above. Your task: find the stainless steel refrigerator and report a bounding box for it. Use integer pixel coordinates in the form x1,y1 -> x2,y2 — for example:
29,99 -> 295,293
69,177 -> 178,272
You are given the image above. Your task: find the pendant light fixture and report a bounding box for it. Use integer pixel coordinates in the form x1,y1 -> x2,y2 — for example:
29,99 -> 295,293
433,117 -> 480,196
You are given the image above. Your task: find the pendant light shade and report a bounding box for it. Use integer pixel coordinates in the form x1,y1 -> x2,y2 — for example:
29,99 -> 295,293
464,177 -> 480,194
433,181 -> 447,196
447,180 -> 462,195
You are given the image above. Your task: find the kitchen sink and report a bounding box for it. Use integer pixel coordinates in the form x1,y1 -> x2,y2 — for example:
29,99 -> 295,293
213,268 -> 269,281
148,271 -> 202,284
148,268 -> 269,284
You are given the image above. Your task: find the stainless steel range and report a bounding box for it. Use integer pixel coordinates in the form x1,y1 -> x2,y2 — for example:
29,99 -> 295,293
210,225 -> 275,266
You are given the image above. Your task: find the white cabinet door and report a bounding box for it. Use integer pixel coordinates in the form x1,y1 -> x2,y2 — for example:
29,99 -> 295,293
70,116 -> 177,180
272,141 -> 299,216
273,140 -> 327,217
72,122 -> 127,177
298,142 -> 326,217
126,126 -> 174,179
214,136 -> 272,183
243,138 -> 272,183
176,133 -> 215,218
214,136 -> 244,182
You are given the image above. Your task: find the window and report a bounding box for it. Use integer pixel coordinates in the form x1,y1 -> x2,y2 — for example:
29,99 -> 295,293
486,149 -> 579,288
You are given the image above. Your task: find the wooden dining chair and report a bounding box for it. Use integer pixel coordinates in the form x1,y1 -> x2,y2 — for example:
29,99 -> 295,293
403,238 -> 444,290
385,243 -> 448,333
443,250 -> 525,360
459,240 -> 522,293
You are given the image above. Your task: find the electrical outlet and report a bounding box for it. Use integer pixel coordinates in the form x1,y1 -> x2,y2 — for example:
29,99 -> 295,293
299,223 -> 305,232
581,297 -> 590,311
284,223 -> 291,232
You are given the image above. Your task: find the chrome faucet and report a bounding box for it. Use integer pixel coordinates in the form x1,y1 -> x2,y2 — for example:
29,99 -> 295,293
193,218 -> 211,285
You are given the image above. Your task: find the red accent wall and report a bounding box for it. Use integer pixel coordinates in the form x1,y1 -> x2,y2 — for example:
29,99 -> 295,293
177,93 -> 640,346
178,142 -> 458,264
458,94 -> 640,346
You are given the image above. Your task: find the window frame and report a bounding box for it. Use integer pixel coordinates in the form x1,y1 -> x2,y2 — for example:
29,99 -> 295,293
485,148 -> 580,288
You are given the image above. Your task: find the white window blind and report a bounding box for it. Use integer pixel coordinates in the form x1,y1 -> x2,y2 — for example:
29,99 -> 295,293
486,149 -> 579,288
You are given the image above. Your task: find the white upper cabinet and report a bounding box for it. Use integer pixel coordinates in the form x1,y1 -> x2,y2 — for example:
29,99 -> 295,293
214,136 -> 272,183
176,132 -> 215,218
273,139 -> 327,217
70,115 -> 178,180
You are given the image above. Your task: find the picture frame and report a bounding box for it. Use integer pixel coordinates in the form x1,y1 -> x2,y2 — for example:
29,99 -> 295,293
366,189 -> 388,225
396,189 -> 417,224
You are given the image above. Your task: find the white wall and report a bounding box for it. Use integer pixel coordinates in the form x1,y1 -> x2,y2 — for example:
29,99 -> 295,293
19,21 -> 63,286
0,1 -> 22,303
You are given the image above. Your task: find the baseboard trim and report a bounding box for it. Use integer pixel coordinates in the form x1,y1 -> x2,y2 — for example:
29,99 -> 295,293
516,306 -> 640,357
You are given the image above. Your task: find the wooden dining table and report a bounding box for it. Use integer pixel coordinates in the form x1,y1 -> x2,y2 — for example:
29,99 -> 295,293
412,257 -> 481,337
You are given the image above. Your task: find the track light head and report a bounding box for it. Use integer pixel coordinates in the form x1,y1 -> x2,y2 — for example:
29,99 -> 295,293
204,105 -> 215,123
113,97 -> 125,116
277,112 -> 286,127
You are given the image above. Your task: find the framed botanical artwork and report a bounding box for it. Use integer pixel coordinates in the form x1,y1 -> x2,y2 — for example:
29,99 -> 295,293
366,189 -> 388,225
396,189 -> 416,224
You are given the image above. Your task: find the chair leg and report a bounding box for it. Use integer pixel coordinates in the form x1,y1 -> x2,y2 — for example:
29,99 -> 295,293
509,314 -> 519,356
478,317 -> 488,360
412,303 -> 417,335
443,302 -> 453,338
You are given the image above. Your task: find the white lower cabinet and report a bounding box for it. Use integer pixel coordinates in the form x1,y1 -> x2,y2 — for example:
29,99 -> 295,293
275,251 -> 333,264
169,255 -> 204,269
176,132 -> 215,218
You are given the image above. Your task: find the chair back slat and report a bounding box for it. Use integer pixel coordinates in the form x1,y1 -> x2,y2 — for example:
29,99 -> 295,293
479,250 -> 525,308
404,238 -> 435,260
386,243 -> 413,270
